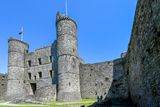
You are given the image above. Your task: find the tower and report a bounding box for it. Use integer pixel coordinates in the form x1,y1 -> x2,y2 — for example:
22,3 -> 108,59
56,12 -> 82,102
6,38 -> 29,100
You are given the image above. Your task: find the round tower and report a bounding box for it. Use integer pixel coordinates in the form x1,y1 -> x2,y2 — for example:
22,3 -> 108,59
6,38 -> 29,100
56,12 -> 81,102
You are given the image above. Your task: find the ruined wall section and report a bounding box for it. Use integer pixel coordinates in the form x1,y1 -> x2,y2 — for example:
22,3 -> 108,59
80,61 -> 113,99
0,74 -> 7,99
25,46 -> 53,91
126,0 -> 160,106
80,59 -> 128,100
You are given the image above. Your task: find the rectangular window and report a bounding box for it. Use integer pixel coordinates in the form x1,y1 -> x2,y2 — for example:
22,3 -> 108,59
49,70 -> 52,78
34,76 -> 36,80
28,60 -> 31,67
38,58 -> 42,65
38,72 -> 42,78
2,76 -> 5,80
28,73 -> 31,80
50,56 -> 52,63
25,50 -> 28,54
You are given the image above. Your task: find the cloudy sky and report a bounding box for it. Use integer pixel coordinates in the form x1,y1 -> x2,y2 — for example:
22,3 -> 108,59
0,0 -> 137,73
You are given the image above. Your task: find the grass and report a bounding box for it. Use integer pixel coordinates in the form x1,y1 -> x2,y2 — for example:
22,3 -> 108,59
0,101 -> 6,103
0,99 -> 96,107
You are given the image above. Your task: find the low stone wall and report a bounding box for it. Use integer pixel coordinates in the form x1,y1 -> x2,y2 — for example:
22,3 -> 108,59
0,74 -> 7,99
80,61 -> 113,99
80,58 -> 128,100
35,85 -> 56,102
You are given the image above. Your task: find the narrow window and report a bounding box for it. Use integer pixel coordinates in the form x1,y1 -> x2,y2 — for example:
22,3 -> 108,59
1,84 -> 4,86
69,82 -> 71,86
38,58 -> 42,65
105,77 -> 109,81
95,92 -> 97,95
49,70 -> 52,78
50,56 -> 52,63
28,73 -> 31,80
38,72 -> 42,78
2,76 -> 5,80
34,76 -> 36,80
28,60 -> 31,67
25,50 -> 28,54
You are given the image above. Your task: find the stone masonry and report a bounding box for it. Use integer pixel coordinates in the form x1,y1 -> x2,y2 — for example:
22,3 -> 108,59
124,0 -> 160,106
0,74 -> 7,100
0,1 -> 159,106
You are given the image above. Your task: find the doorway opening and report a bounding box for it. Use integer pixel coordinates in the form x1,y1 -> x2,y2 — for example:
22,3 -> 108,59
30,83 -> 37,94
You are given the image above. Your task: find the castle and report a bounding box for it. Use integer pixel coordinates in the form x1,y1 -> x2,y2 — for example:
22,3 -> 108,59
0,0 -> 160,106
4,12 -> 126,102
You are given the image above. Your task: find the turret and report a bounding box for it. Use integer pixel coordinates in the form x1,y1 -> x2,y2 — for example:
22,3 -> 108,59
56,12 -> 81,102
6,38 -> 29,100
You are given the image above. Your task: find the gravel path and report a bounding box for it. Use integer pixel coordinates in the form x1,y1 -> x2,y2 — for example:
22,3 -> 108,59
0,102 -> 45,106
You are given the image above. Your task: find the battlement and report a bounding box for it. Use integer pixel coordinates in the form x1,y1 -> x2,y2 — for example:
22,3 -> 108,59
8,37 -> 29,48
56,12 -> 77,28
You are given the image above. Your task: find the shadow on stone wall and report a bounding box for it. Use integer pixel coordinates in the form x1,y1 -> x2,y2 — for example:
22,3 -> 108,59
89,58 -> 135,107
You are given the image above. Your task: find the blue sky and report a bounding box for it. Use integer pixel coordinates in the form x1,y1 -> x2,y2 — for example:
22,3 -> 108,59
0,0 -> 137,73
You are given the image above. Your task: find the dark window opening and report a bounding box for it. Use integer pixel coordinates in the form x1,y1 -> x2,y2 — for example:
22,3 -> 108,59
1,84 -> 4,86
105,77 -> 109,81
38,72 -> 42,78
28,73 -> 31,80
101,83 -> 103,86
31,83 -> 36,95
28,60 -> 31,67
69,82 -> 71,86
95,92 -> 97,95
25,50 -> 28,54
90,74 -> 91,76
157,31 -> 160,37
50,56 -> 52,63
34,76 -> 36,80
113,79 -> 117,82
127,70 -> 129,75
24,80 -> 26,83
2,76 -> 5,80
38,58 -> 42,65
73,49 -> 75,53
95,83 -> 97,86
50,70 -> 52,78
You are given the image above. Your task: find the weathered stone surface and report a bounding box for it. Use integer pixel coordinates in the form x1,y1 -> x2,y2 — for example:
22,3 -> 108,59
80,59 -> 128,101
6,38 -> 29,100
56,13 -> 81,102
80,61 -> 113,99
125,0 -> 160,106
3,2 -> 160,106
0,74 -> 7,100
35,85 -> 56,102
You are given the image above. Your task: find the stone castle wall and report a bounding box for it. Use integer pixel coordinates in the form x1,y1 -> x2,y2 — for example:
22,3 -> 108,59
0,74 -> 7,99
80,61 -> 113,99
25,46 -> 53,89
80,58 -> 128,100
125,0 -> 160,106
